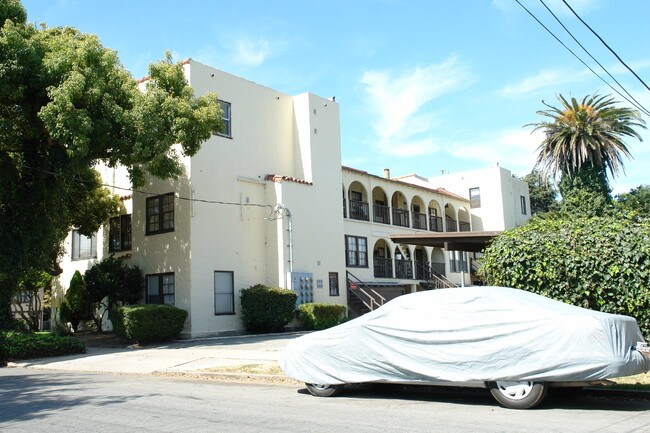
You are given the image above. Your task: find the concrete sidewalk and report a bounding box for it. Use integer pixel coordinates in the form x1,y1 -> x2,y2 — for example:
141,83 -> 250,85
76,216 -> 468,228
7,333 -> 303,378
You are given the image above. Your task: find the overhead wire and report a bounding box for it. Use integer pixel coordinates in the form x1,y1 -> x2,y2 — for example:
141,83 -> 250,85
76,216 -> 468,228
513,0 -> 650,117
539,0 -> 650,117
561,0 -> 650,94
3,160 -> 274,211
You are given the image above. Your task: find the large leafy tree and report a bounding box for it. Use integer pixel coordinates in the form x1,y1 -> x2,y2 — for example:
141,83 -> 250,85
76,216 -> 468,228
522,170 -> 557,215
0,1 -> 223,327
616,185 -> 650,216
529,94 -> 645,215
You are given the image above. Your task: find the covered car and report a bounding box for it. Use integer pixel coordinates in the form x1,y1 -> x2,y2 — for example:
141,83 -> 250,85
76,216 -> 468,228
279,286 -> 650,409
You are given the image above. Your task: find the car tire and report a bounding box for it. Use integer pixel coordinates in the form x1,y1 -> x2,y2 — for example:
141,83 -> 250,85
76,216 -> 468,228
487,381 -> 547,409
305,383 -> 345,397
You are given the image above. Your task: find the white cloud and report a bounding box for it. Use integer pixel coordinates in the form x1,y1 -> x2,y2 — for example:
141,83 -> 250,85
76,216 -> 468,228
233,37 -> 271,67
499,69 -> 577,97
446,128 -> 545,175
360,55 -> 475,157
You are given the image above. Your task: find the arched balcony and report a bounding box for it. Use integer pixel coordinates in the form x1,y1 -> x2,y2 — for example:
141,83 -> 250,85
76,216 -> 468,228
391,192 -> 409,228
428,200 -> 443,232
372,187 -> 390,225
347,181 -> 369,221
444,203 -> 458,232
413,246 -> 428,279
373,239 -> 393,278
411,196 -> 427,230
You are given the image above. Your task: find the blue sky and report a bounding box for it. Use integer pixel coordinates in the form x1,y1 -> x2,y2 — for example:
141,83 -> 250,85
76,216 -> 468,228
22,0 -> 650,194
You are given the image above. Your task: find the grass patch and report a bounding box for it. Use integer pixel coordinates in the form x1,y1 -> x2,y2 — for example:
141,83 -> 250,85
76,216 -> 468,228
203,363 -> 284,375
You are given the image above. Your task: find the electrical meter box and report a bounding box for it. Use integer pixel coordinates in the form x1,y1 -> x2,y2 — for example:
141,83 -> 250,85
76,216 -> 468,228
288,272 -> 314,307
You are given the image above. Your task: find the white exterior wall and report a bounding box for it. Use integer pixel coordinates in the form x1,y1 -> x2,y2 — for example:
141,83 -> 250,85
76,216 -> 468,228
428,166 -> 530,231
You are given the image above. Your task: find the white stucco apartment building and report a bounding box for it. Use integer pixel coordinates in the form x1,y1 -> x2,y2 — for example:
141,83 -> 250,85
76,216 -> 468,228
55,60 -> 530,337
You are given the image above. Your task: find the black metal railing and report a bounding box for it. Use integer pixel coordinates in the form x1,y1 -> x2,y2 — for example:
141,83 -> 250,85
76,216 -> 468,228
373,203 -> 390,224
392,208 -> 410,227
349,200 -> 369,221
395,258 -> 413,279
445,217 -> 458,232
373,257 -> 393,278
346,271 -> 386,317
412,212 -> 427,230
429,215 -> 443,232
459,221 -> 471,232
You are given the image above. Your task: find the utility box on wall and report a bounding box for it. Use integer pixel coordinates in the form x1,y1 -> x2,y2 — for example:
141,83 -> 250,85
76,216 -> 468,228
288,272 -> 314,307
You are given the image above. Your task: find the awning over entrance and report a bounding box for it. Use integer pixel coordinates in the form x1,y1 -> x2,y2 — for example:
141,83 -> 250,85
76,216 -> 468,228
389,231 -> 502,253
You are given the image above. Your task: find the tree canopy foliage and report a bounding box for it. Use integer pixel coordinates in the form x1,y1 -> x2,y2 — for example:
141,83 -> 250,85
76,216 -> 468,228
522,170 -> 557,215
479,217 -> 650,337
616,185 -> 650,216
0,1 -> 222,326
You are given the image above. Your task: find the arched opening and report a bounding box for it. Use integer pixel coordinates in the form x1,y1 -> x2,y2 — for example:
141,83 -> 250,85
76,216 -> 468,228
428,200 -> 443,232
373,239 -> 393,278
391,191 -> 409,227
348,181 -> 369,221
414,246 -> 429,279
342,185 -> 346,218
372,187 -> 390,224
394,246 -> 412,279
458,207 -> 471,232
411,196 -> 427,230
430,248 -> 446,277
444,203 -> 457,232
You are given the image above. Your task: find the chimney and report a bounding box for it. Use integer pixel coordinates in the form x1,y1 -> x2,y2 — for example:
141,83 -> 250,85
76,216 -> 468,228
384,168 -> 390,179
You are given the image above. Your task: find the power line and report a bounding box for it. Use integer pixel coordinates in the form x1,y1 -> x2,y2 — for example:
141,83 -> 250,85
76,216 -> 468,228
3,160 -> 274,210
539,0 -> 650,117
561,0 -> 650,94
514,0 -> 650,117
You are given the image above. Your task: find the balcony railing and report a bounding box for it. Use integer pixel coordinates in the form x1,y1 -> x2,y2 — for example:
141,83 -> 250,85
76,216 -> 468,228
392,208 -> 410,227
412,212 -> 427,230
349,200 -> 369,221
459,221 -> 471,232
373,203 -> 390,224
429,215 -> 443,232
445,217 -> 458,232
373,257 -> 393,278
395,259 -> 413,279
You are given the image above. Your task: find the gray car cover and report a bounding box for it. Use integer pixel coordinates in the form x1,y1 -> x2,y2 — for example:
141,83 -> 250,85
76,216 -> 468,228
279,286 -> 649,385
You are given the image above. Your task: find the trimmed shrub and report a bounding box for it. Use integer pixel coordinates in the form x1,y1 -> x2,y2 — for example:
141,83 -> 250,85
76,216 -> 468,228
478,216 -> 650,337
1,331 -> 85,360
60,271 -> 92,332
299,303 -> 347,330
110,304 -> 187,344
240,284 -> 297,333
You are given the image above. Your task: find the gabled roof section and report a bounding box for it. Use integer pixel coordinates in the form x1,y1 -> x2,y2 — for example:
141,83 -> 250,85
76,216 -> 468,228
342,166 -> 468,202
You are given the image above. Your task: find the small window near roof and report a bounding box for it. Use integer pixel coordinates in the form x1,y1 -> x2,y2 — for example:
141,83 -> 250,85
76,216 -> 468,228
469,187 -> 481,208
214,100 -> 231,138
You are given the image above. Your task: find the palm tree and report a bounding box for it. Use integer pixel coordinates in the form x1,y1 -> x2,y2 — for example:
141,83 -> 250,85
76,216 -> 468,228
530,94 -> 646,181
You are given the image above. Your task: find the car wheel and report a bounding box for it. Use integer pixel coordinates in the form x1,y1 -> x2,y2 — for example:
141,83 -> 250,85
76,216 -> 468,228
487,381 -> 547,409
305,383 -> 345,397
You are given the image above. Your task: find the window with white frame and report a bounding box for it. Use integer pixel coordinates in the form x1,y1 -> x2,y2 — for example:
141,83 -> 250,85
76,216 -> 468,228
146,193 -> 174,235
146,273 -> 175,305
109,214 -> 132,252
345,235 -> 368,267
71,230 -> 97,260
214,271 -> 235,315
214,100 -> 231,138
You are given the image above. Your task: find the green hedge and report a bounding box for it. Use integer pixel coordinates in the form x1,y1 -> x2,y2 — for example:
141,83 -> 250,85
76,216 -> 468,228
299,303 -> 347,330
479,216 -> 650,337
240,284 -> 297,333
1,331 -> 85,360
110,304 -> 188,344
